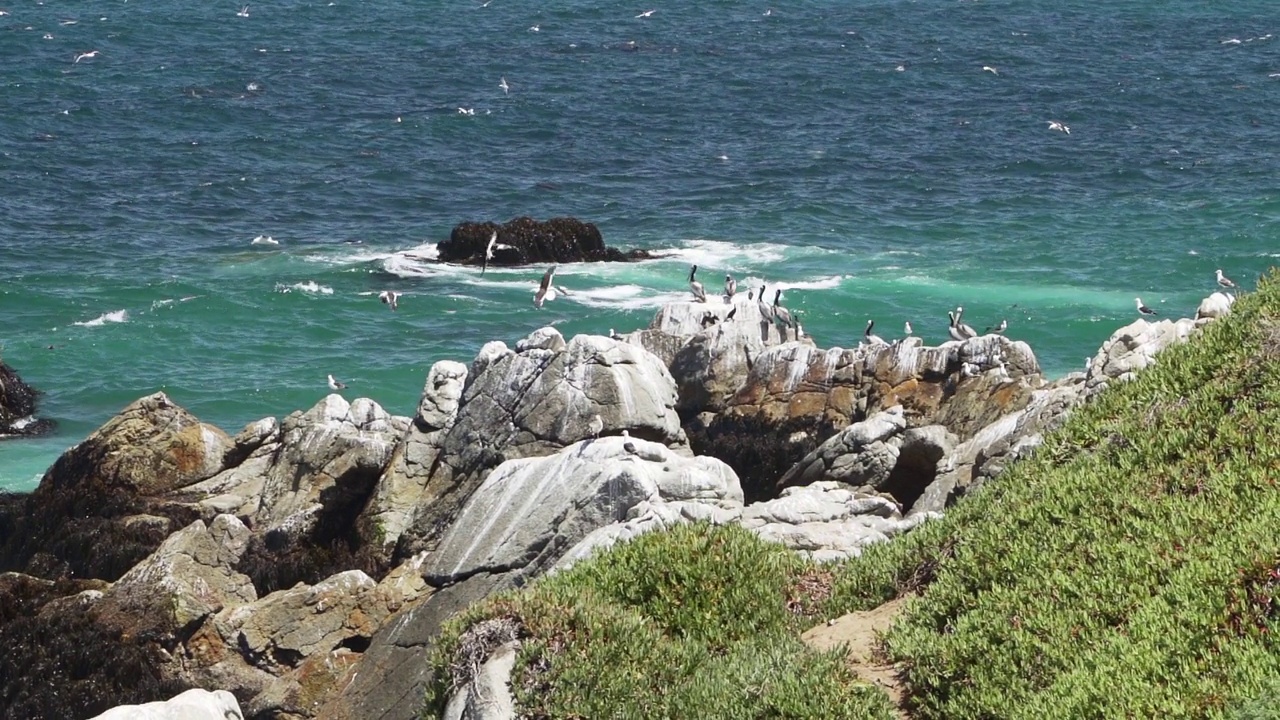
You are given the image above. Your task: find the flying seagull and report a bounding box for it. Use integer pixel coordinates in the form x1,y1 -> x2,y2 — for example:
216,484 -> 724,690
689,264 -> 707,303
327,374 -> 347,391
1047,120 -> 1070,135
724,274 -> 737,302
636,9 -> 655,18
864,320 -> 886,346
1216,269 -> 1238,289
499,76 -> 509,95
73,50 -> 100,63
237,5 -> 249,17
481,231 -> 498,275
1135,297 -> 1158,316
982,65 -> 998,74
533,265 -> 557,308
378,290 -> 400,311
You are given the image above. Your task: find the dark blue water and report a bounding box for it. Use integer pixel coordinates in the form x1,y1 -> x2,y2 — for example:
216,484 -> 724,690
2,0 -> 1277,488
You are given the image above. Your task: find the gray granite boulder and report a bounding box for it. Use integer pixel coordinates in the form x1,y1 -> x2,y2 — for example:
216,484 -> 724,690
1085,317 -> 1201,399
87,689 -> 244,720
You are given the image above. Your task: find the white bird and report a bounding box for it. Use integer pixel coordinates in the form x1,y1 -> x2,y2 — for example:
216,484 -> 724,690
904,320 -> 913,336
481,231 -> 498,275
622,429 -> 639,456
327,374 -> 347,391
609,328 -> 621,340
237,5 -> 249,17
723,274 -> 737,302
457,107 -> 475,116
378,290 -> 400,311
688,265 -> 707,303
529,24 -> 539,32
985,319 -> 1007,335
1047,120 -> 1070,135
587,414 -> 604,439
864,320 -> 886,345
73,50 -> 100,63
499,76 -> 509,94
636,9 -> 655,18
1216,269 -> 1238,289
1136,297 -> 1158,316
533,265 -> 557,308
251,234 -> 277,245
982,65 -> 998,74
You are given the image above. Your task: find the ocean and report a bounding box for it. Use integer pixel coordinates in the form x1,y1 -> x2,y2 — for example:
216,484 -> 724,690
1,0 -> 1277,490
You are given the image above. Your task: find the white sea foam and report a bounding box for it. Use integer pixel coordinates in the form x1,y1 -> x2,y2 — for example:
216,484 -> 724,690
570,284 -> 688,310
659,239 -> 810,269
73,309 -> 128,327
382,244 -> 443,277
276,281 -> 334,295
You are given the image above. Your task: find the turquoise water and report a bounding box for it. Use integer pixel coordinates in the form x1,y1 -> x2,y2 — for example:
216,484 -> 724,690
2,0 -> 1277,489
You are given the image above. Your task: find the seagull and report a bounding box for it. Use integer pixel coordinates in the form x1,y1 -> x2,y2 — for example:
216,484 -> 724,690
985,319 -> 1007,335
327,374 -> 347,391
481,231 -> 498,275
457,107 -> 475,116
237,5 -> 249,17
724,273 -> 737,302
904,320 -> 913,337
499,76 -> 509,95
688,265 -> 707,303
73,50 -> 100,63
378,290 -> 400,311
982,65 -> 998,74
1047,120 -> 1070,135
864,320 -> 886,345
1216,269 -> 1238,289
609,328 -> 621,340
1135,297 -> 1158,316
528,24 -> 539,32
251,234 -> 277,245
622,429 -> 639,456
772,289 -> 794,340
533,265 -> 557,308
587,414 -> 604,439
636,9 -> 655,18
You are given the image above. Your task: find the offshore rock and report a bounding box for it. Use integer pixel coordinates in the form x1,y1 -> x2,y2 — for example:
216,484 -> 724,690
0,359 -> 54,437
439,216 -> 655,268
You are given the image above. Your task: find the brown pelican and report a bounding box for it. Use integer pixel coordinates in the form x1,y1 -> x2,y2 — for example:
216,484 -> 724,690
864,320 -> 886,345
724,274 -> 737,302
689,265 -> 707,303
772,289 -> 794,340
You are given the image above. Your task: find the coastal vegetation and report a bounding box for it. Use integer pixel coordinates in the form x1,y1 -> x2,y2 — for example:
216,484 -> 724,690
423,271 -> 1280,718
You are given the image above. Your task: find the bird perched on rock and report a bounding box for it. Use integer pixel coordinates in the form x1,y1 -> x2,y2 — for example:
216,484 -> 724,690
587,414 -> 604,439
772,289 -> 795,341
904,320 -> 913,337
1135,297 -> 1158,316
1216,269 -> 1238,290
756,284 -> 774,323
327,374 -> 347,391
689,265 -> 707,303
985,319 -> 1007,335
864,319 -> 886,345
726,306 -> 737,322
948,307 -> 977,341
378,290 -> 400,311
622,429 -> 639,456
724,274 -> 737,303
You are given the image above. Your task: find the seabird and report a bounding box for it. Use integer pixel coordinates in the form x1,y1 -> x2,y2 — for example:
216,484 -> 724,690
635,9 -> 655,18
904,320 -> 913,336
864,320 -> 886,345
457,107 -> 475,116
756,284 -> 774,323
73,50 -> 100,63
499,76 -> 509,95
533,265 -> 557,308
985,319 -> 1007,335
609,328 -> 621,340
701,312 -> 718,328
528,24 -> 539,31
481,231 -> 498,275
587,414 -> 604,439
1047,120 -> 1070,135
327,374 -> 347,391
1135,297 -> 1158,316
251,234 -> 277,245
1216,269 -> 1238,289
725,307 -> 737,322
948,310 -> 971,342
724,274 -> 737,302
982,65 -> 998,74
954,306 -> 978,339
237,5 -> 249,17
689,265 -> 707,303
378,290 -> 400,311
622,429 -> 639,456
772,289 -> 794,340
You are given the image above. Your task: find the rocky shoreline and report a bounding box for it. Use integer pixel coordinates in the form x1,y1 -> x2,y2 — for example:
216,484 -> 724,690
0,290 -> 1236,719
0,360 -> 54,438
